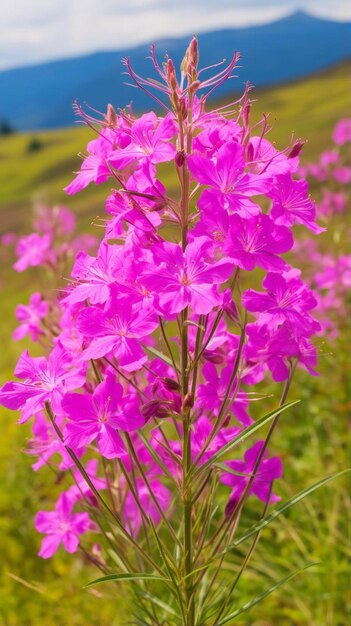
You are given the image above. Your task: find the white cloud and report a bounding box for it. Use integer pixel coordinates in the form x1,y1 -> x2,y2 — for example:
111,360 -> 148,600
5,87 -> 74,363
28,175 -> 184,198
0,0 -> 350,70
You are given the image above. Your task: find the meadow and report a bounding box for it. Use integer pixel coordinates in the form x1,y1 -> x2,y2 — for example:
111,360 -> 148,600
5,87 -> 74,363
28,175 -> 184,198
0,60 -> 350,625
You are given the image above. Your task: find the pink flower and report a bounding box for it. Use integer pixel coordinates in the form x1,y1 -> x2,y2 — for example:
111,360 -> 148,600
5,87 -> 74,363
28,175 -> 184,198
77,300 -> 158,370
14,233 -> 53,272
13,293 -> 49,342
332,118 -> 351,145
109,112 -> 176,170
188,141 -> 269,218
197,362 -> 252,426
33,204 -> 76,236
142,237 -> 234,316
123,478 -> 171,537
64,128 -> 116,195
26,413 -> 79,472
64,241 -> 124,305
67,460 -> 107,504
221,440 -> 283,507
242,272 -> 320,337
63,372 -> 144,458
268,173 -> 324,234
223,214 -> 293,271
0,344 -> 85,423
35,493 -> 92,558
246,136 -> 297,177
333,166 -> 351,184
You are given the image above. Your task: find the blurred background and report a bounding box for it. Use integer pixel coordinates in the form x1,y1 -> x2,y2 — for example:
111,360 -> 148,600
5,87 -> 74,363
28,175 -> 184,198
0,2 -> 350,624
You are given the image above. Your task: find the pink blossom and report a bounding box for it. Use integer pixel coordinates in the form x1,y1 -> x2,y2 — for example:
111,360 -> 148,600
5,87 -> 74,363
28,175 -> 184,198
142,237 -> 234,316
221,440 -> 283,507
26,412 -> 79,471
63,241 -> 124,305
242,271 -> 320,336
35,492 -> 92,558
223,214 -> 293,271
332,118 -> 351,145
64,128 -> 116,195
268,173 -> 324,234
0,344 -> 85,423
14,233 -> 53,272
188,141 -> 269,218
123,478 -> 171,537
197,362 -> 252,426
67,460 -> 107,504
333,166 -> 351,184
109,112 -> 176,170
63,372 -> 143,458
13,293 -> 49,342
77,300 -> 158,370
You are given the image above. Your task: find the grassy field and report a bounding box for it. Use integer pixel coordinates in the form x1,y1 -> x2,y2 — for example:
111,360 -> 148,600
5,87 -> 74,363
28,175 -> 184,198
0,61 -> 350,625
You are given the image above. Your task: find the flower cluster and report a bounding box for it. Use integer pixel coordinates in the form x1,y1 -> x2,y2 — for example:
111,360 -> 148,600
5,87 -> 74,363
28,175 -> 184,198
294,119 -> 351,337
0,39 -> 323,623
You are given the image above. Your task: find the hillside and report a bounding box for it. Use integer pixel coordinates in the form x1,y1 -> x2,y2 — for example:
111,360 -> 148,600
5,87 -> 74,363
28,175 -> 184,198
0,11 -> 350,130
0,59 -> 350,237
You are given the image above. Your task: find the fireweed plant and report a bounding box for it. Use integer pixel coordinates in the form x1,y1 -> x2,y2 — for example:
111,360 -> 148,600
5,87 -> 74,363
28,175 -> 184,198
1,40 -> 347,625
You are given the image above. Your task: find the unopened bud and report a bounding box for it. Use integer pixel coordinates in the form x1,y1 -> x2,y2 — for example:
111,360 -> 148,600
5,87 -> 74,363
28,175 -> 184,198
246,141 -> 254,163
175,151 -> 186,168
141,400 -> 170,420
243,101 -> 251,128
222,290 -> 241,325
163,377 -> 181,392
167,59 -> 178,93
188,79 -> 201,95
183,392 -> 194,409
105,104 -> 117,127
178,97 -> 187,120
288,138 -> 305,159
203,348 -> 226,364
188,37 -> 199,71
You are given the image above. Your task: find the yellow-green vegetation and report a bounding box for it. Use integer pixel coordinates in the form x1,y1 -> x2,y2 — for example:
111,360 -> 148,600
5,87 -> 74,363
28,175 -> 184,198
0,60 -> 350,233
0,62 -> 350,625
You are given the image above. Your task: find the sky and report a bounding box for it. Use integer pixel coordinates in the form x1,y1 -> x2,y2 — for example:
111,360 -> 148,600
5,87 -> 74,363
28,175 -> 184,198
1,0 -> 350,71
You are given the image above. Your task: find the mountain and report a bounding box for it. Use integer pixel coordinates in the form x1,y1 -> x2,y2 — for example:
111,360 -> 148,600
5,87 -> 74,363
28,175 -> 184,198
0,11 -> 350,130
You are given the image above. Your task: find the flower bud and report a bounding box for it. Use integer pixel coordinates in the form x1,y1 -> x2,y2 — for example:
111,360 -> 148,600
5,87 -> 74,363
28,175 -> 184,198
141,400 -> 170,420
203,348 -> 226,364
246,141 -> 254,163
188,37 -> 199,72
175,151 -> 186,168
163,377 -> 181,392
183,392 -> 194,409
105,104 -> 117,128
167,59 -> 178,93
288,138 -> 305,159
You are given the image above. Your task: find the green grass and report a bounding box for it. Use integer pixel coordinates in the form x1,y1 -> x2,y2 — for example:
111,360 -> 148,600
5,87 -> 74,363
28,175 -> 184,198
0,62 -> 350,625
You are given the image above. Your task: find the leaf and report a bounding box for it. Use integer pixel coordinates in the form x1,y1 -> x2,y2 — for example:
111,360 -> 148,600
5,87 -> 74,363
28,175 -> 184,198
136,589 -> 179,617
85,573 -> 171,588
189,400 -> 300,483
219,468 -> 351,557
142,345 -> 179,371
216,562 -> 318,625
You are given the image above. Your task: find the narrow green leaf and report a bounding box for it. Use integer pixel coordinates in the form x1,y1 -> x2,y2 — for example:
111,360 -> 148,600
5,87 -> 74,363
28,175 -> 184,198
190,400 -> 300,483
219,468 -> 351,557
216,562 -> 318,625
135,589 -> 179,617
142,345 -> 180,372
85,573 -> 170,588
